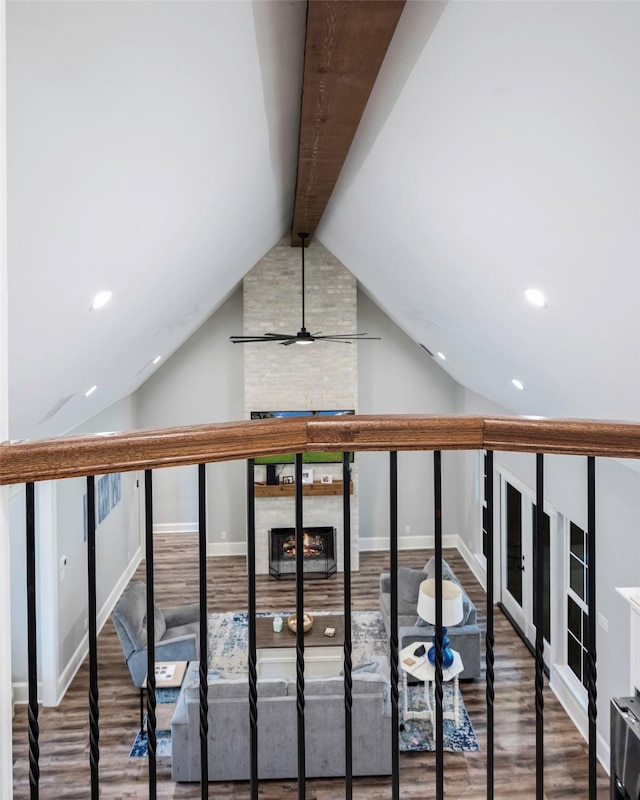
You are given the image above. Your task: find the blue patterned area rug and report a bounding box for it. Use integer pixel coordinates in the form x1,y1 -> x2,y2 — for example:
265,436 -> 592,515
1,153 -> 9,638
129,687 -> 182,757
398,683 -> 479,753
129,729 -> 172,758
207,610 -> 478,753
207,610 -> 388,676
130,610 -> 478,756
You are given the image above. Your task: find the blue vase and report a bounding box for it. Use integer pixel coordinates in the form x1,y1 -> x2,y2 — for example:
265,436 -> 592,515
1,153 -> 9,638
427,626 -> 455,668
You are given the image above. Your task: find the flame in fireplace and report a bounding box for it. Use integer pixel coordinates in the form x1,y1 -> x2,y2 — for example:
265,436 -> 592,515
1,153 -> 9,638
282,533 -> 325,559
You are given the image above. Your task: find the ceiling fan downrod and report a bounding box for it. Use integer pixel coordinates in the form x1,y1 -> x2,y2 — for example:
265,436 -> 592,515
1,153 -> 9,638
299,232 -> 308,334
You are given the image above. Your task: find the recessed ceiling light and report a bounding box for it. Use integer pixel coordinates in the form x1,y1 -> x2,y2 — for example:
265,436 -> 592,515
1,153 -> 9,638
85,385 -> 97,397
152,355 -> 162,365
437,352 -> 446,360
90,290 -> 113,310
512,379 -> 524,391
524,288 -> 546,308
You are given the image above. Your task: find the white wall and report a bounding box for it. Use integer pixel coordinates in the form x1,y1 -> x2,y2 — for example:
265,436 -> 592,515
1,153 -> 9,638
54,468 -> 139,687
357,289 -> 464,549
10,395 -> 142,705
9,482 -> 56,705
134,286 -> 246,546
1,1 -> 12,791
8,487 -> 26,683
459,387 -> 640,759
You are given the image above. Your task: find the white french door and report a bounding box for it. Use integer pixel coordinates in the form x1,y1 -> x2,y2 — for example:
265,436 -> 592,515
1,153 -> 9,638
499,472 -> 555,661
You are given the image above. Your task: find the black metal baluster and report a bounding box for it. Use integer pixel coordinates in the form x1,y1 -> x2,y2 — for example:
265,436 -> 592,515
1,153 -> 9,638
25,482 -> 39,800
534,454 -> 544,800
86,476 -> 99,799
144,469 -> 157,800
198,464 -> 209,796
342,452 -> 353,798
485,451 -> 495,800
587,457 -> 597,800
389,451 -> 400,800
247,459 -> 259,799
295,453 -> 306,798
434,451 -> 444,800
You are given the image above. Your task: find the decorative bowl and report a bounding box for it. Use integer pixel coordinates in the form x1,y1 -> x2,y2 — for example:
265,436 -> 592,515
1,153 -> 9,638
288,613 -> 313,633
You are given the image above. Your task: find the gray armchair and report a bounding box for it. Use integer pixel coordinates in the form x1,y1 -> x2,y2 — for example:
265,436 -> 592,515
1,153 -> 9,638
379,557 -> 482,681
112,581 -> 201,688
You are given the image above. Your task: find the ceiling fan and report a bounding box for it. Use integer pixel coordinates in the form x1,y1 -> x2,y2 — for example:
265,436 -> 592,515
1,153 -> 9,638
230,233 -> 380,345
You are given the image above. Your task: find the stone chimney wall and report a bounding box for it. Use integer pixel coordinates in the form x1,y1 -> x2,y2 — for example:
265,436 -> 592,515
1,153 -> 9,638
242,238 -> 359,573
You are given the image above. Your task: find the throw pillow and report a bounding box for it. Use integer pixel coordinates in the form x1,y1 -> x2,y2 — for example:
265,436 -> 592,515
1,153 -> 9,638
142,604 -> 167,642
341,662 -> 379,677
460,593 -> 473,626
186,666 -> 224,689
353,662 -> 381,673
423,556 -> 458,584
342,655 -> 388,677
398,566 -> 427,604
154,604 -> 167,640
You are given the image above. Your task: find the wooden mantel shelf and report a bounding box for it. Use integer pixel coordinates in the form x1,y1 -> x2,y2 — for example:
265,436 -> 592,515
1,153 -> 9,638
254,480 -> 353,498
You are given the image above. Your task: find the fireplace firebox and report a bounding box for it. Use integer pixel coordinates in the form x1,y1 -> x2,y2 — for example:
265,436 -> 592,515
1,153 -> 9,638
269,526 -> 337,580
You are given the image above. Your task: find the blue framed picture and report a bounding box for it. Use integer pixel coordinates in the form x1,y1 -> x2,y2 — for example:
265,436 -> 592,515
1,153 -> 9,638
111,473 -> 121,506
98,475 -> 110,523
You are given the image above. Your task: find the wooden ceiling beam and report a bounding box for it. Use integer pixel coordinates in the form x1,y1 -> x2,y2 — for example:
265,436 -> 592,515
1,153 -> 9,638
290,0 -> 406,245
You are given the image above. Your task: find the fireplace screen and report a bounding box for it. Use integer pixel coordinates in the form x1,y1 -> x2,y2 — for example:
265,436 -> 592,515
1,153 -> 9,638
269,526 -> 337,580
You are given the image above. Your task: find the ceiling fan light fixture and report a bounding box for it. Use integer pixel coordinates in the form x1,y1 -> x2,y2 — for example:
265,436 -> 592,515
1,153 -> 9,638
292,326 -> 314,345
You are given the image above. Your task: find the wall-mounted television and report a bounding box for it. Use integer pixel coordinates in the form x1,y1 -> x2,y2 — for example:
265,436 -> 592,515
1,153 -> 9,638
250,410 -> 355,464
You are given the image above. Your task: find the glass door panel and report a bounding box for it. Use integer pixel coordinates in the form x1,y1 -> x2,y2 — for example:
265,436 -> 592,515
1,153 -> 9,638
502,480 -> 527,630
506,482 -> 523,605
500,472 -> 555,665
532,505 -> 551,646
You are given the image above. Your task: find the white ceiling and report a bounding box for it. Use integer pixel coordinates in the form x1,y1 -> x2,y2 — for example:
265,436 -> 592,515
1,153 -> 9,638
5,0 -> 640,442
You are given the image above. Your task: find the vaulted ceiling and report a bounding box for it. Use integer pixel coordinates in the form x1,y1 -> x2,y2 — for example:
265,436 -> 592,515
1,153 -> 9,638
5,0 -> 640,442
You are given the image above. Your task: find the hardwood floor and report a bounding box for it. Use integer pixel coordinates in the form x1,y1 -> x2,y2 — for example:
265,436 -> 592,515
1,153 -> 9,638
12,536 -> 609,798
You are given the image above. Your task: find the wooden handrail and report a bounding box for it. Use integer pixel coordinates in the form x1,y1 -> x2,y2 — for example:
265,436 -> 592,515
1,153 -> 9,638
2,414 -> 640,485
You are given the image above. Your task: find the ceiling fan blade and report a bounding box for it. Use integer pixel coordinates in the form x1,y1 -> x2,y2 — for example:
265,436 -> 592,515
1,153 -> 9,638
230,334 -> 294,343
264,332 -> 297,339
230,338 -> 274,343
315,333 -> 381,340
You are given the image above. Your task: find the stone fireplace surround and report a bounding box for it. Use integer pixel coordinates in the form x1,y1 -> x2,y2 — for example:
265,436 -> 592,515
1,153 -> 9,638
243,238 -> 360,573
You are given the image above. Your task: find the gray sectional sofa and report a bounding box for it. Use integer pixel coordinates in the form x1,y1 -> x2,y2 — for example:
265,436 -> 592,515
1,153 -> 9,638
379,556 -> 482,680
171,660 -> 392,782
